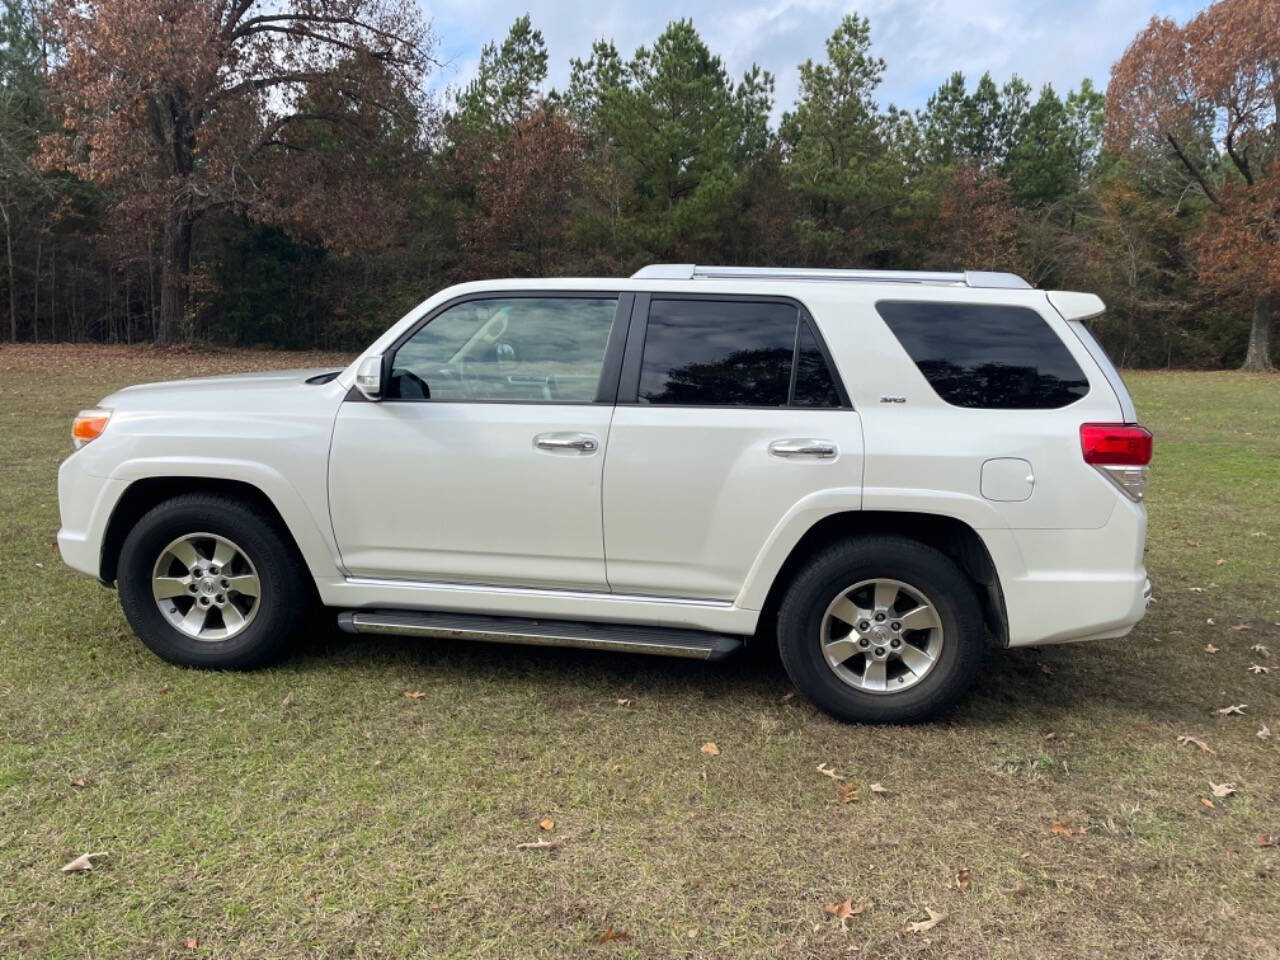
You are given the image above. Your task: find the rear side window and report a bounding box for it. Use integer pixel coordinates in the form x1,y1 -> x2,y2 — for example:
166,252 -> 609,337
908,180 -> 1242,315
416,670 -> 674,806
876,301 -> 1089,409
638,299 -> 797,407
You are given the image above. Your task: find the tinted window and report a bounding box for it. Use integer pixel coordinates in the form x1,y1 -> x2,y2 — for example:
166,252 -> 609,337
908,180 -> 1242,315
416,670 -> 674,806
638,299 -> 796,406
876,301 -> 1089,409
390,296 -> 616,402
792,319 -> 843,408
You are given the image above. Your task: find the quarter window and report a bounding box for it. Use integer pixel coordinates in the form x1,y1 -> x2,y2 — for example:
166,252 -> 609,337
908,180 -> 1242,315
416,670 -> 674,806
388,296 -> 617,402
876,301 -> 1089,409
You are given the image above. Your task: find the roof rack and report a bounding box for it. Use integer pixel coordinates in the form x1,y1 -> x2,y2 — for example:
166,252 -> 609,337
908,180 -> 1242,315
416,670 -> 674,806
630,264 -> 1031,290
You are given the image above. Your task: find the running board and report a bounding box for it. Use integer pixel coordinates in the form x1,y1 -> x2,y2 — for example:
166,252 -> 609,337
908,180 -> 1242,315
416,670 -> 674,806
337,609 -> 743,661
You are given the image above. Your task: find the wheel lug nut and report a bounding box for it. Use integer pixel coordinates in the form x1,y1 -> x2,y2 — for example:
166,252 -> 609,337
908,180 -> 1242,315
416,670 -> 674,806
874,647 -> 885,657
216,593 -> 225,603
858,621 -> 870,631
874,613 -> 886,622
859,637 -> 869,648
188,583 -> 198,593
221,579 -> 229,588
890,622 -> 901,631
890,638 -> 901,648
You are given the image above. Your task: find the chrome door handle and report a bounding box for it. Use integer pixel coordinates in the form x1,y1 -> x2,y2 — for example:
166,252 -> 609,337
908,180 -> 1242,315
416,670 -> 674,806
768,438 -> 837,459
534,432 -> 599,453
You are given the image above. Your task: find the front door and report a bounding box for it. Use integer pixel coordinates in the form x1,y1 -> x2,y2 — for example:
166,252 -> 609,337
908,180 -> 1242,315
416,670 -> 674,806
329,293 -> 625,590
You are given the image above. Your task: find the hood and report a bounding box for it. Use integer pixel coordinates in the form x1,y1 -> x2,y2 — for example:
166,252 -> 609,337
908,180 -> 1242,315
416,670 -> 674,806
100,368 -> 341,410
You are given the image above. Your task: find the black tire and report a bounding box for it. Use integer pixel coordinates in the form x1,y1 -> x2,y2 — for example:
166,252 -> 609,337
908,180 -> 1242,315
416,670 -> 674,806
117,493 -> 311,669
776,535 -> 984,723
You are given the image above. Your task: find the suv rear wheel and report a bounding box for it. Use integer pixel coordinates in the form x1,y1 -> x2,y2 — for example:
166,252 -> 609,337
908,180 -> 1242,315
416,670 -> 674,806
117,494 -> 310,668
777,536 -> 984,723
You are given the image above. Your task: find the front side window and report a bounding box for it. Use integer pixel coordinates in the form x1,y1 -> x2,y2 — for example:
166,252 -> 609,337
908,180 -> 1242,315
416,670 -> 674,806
388,296 -> 617,402
876,301 -> 1089,409
637,299 -> 799,407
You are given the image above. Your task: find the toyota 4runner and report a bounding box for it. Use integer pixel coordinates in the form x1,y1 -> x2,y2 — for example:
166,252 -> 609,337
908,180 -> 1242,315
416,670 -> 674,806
57,265 -> 1153,722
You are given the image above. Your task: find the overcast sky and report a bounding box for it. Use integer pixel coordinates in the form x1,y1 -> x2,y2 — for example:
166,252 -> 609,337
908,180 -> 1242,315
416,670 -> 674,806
420,0 -> 1203,118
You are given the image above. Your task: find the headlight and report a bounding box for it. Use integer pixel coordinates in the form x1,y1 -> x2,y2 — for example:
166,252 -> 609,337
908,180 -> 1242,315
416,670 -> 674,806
72,408 -> 112,449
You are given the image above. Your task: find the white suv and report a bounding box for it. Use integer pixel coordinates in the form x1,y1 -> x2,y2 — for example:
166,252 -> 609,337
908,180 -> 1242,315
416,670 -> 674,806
57,265 -> 1152,723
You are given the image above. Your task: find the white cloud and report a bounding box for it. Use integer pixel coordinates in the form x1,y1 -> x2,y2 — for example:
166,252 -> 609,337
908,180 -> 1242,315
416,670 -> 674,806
420,0 -> 1205,118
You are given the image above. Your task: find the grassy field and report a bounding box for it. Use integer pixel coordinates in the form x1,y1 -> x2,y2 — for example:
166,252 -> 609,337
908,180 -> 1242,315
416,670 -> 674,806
1,344 -> 1277,959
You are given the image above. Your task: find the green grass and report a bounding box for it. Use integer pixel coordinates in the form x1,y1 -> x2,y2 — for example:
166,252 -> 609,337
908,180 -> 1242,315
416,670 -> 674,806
1,346 -> 1278,959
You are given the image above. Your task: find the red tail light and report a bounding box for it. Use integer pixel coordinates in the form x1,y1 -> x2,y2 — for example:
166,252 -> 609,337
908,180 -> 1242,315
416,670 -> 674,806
1080,423 -> 1152,466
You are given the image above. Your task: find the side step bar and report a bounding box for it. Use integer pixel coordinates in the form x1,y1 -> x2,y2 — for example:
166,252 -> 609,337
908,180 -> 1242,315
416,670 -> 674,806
337,609 -> 743,661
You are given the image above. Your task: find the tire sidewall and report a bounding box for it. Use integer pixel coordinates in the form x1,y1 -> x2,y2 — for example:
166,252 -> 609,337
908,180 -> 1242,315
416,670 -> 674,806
778,538 -> 984,723
118,497 -> 300,668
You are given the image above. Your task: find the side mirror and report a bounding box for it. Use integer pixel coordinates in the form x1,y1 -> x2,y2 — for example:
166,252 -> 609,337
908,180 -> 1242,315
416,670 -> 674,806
355,354 -> 383,401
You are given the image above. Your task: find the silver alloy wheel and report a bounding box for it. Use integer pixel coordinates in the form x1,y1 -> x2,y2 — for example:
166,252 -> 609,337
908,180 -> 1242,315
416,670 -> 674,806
151,532 -> 261,642
819,578 -> 944,694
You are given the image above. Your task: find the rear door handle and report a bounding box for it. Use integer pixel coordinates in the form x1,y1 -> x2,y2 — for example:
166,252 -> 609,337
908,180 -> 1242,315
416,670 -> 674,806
769,438 -> 838,459
534,432 -> 599,453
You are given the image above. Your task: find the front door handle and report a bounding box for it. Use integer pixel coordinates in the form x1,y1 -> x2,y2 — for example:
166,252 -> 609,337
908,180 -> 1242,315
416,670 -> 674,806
769,438 -> 838,459
534,432 -> 599,453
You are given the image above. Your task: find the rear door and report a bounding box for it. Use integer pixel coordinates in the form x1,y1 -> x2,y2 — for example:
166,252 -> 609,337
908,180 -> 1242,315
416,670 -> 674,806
602,295 -> 863,600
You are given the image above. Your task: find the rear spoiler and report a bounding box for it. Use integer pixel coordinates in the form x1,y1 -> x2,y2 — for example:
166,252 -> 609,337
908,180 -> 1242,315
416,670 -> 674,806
1047,291 -> 1105,322
1046,291 -> 1137,423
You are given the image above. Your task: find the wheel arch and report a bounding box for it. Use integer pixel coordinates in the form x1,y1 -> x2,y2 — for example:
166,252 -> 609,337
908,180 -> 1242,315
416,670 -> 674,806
99,477 -> 312,586
755,511 -> 1008,647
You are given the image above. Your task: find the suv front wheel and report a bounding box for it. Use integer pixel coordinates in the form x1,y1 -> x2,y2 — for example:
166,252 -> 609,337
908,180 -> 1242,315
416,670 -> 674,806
117,494 -> 310,669
777,536 -> 984,723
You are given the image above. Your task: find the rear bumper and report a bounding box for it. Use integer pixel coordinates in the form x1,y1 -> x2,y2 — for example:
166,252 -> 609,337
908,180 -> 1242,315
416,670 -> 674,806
985,499 -> 1150,647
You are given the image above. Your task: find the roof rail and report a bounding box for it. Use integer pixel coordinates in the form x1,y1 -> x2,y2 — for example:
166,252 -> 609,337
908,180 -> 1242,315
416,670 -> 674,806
630,264 -> 1031,290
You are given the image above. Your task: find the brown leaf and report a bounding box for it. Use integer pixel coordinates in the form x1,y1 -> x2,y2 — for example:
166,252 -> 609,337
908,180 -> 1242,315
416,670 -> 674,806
70,778 -> 86,788
1199,797 -> 1215,809
1217,704 -> 1246,715
700,741 -> 719,756
1215,558 -> 1227,566
1209,781 -> 1236,798
816,762 -> 840,779
1247,664 -> 1269,674
403,690 -> 425,700
1260,835 -> 1275,848
158,683 -> 169,694
515,838 -> 560,851
906,907 -> 946,933
1250,643 -> 1270,658
1231,624 -> 1252,631
839,782 -> 857,805
955,867 -> 971,892
60,851 -> 106,872
281,691 -> 293,707
598,926 -> 629,943
1051,820 -> 1081,837
615,698 -> 631,707
1204,643 -> 1220,654
823,898 -> 865,930
869,782 -> 888,794
1177,734 -> 1215,754
183,938 -> 198,950
1185,538 -> 1200,547
538,817 -> 555,831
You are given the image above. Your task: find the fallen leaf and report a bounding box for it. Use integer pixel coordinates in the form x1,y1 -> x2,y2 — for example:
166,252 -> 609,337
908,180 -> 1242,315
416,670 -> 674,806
183,938 -> 198,950
539,817 -> 555,831
1215,558 -> 1227,566
869,782 -> 888,794
816,762 -> 840,780
1209,781 -> 1236,798
823,898 -> 865,930
1185,538 -> 1200,547
615,698 -> 631,707
1188,586 -> 1205,593
1050,820 -> 1074,837
403,690 -> 425,699
158,683 -> 169,694
1044,731 -> 1057,740
1177,734 -> 1215,754
780,691 -> 796,702
1231,624 -> 1252,632
1199,797 -> 1215,809
700,741 -> 719,756
70,778 -> 86,788
60,851 -> 106,872
906,907 -> 946,933
1247,664 -> 1269,674
1260,835 -> 1276,848
955,868 -> 971,892
1250,644 -> 1271,658
281,691 -> 293,707
1206,618 -> 1216,625
515,838 -> 561,850
839,782 -> 857,805
1218,704 -> 1247,716
1204,644 -> 1220,654
1258,725 -> 1272,740
1003,882 -> 1028,897
687,928 -> 698,939
598,926 -> 629,943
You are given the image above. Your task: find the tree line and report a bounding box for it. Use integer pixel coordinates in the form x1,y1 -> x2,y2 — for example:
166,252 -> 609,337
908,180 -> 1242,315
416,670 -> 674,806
0,0 -> 1275,369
